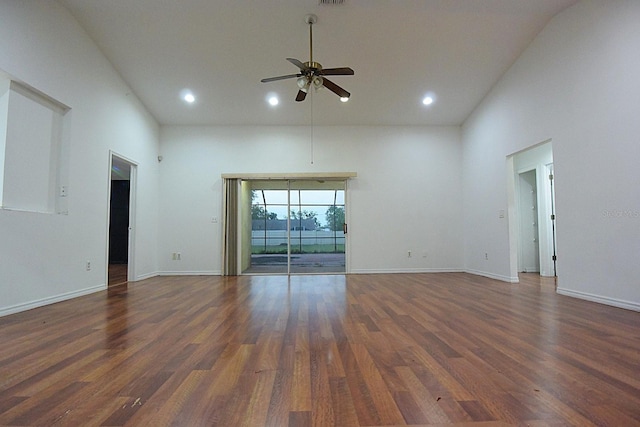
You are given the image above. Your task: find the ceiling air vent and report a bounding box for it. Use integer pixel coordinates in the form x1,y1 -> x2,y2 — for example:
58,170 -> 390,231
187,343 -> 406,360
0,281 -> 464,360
319,0 -> 345,4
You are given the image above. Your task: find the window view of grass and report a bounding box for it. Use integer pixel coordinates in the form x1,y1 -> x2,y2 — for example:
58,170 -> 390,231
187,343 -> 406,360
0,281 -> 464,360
251,189 -> 345,256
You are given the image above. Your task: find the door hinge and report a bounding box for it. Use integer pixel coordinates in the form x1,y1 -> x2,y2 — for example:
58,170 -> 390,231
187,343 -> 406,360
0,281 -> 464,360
550,214 -> 555,220
549,174 -> 554,181
552,255 -> 557,261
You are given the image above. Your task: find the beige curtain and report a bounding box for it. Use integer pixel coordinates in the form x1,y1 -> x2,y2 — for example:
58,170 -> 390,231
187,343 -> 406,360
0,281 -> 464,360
222,178 -> 238,275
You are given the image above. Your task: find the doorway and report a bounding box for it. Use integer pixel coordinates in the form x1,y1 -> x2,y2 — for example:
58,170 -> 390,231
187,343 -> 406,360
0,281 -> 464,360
507,141 -> 557,279
107,153 -> 136,286
240,179 -> 347,275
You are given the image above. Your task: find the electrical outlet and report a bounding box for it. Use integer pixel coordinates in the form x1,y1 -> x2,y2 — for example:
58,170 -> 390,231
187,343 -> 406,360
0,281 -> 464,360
86,261 -> 91,271
485,252 -> 489,260
177,252 -> 181,260
407,250 -> 412,258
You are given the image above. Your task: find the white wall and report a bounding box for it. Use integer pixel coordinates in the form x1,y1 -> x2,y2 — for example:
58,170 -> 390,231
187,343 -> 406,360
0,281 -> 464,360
0,79 -> 9,204
0,1 -> 160,316
159,125 -> 463,275
463,0 -> 640,310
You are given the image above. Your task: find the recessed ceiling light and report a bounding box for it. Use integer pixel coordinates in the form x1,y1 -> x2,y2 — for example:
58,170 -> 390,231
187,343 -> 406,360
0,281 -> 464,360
340,97 -> 349,103
422,96 -> 434,106
181,90 -> 195,104
265,93 -> 281,107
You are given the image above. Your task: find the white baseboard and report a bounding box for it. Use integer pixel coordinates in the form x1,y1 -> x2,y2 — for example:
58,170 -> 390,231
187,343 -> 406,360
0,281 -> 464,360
0,284 -> 106,318
159,270 -> 221,276
557,288 -> 640,312
465,268 -> 519,283
133,271 -> 159,281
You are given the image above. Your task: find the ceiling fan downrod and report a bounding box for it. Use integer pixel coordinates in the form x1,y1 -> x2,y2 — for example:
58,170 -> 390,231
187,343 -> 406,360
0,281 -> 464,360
306,14 -> 318,70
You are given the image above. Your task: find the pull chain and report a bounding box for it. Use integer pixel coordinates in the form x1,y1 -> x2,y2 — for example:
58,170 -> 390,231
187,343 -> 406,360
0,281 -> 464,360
310,90 -> 314,165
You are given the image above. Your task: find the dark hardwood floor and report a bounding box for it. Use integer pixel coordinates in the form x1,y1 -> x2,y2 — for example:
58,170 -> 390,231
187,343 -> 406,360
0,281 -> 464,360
0,273 -> 639,426
108,264 -> 128,287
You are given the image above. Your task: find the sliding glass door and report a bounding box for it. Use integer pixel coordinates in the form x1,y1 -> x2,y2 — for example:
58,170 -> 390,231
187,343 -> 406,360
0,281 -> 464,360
241,179 -> 346,275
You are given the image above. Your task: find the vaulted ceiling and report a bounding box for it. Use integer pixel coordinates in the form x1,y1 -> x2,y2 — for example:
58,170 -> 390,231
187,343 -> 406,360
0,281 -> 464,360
58,0 -> 578,126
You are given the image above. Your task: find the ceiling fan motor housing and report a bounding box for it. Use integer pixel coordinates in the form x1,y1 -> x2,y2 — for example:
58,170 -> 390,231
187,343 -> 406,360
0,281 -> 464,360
305,62 -> 322,72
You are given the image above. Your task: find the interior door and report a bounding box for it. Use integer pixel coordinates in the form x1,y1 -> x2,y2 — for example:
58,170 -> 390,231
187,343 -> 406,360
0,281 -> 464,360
548,164 -> 557,277
107,153 -> 135,286
518,169 -> 540,272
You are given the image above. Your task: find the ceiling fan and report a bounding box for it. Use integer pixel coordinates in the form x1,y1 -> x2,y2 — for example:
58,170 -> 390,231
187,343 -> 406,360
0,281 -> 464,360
261,14 -> 354,102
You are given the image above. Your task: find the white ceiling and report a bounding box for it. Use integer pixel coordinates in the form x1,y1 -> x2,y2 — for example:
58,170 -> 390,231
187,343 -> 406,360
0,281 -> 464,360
58,0 -> 578,126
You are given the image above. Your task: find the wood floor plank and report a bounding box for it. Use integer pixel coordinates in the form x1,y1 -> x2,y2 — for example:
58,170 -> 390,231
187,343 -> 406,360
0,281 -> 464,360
129,370 -> 207,427
309,334 -> 335,427
350,342 -> 405,425
328,376 -> 359,426
237,369 -> 278,427
265,343 -> 296,427
0,273 -> 638,426
292,299 -> 312,412
394,366 -> 451,424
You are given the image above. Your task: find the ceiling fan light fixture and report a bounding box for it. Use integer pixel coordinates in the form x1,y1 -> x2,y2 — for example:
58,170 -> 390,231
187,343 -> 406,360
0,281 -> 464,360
297,76 -> 310,92
340,96 -> 349,102
312,76 -> 323,90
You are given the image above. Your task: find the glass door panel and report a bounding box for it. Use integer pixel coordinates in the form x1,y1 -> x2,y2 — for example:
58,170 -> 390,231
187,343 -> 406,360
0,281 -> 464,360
290,181 -> 345,274
244,181 -> 289,274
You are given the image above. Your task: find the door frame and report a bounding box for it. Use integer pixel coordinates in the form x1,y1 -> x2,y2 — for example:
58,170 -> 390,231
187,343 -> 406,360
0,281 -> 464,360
506,141 -> 556,280
106,151 -> 138,285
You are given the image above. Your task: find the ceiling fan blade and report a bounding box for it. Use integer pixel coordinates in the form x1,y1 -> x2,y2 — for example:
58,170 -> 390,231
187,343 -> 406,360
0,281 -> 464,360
295,90 -> 307,102
321,78 -> 350,99
320,67 -> 354,76
286,58 -> 307,70
261,74 -> 301,83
